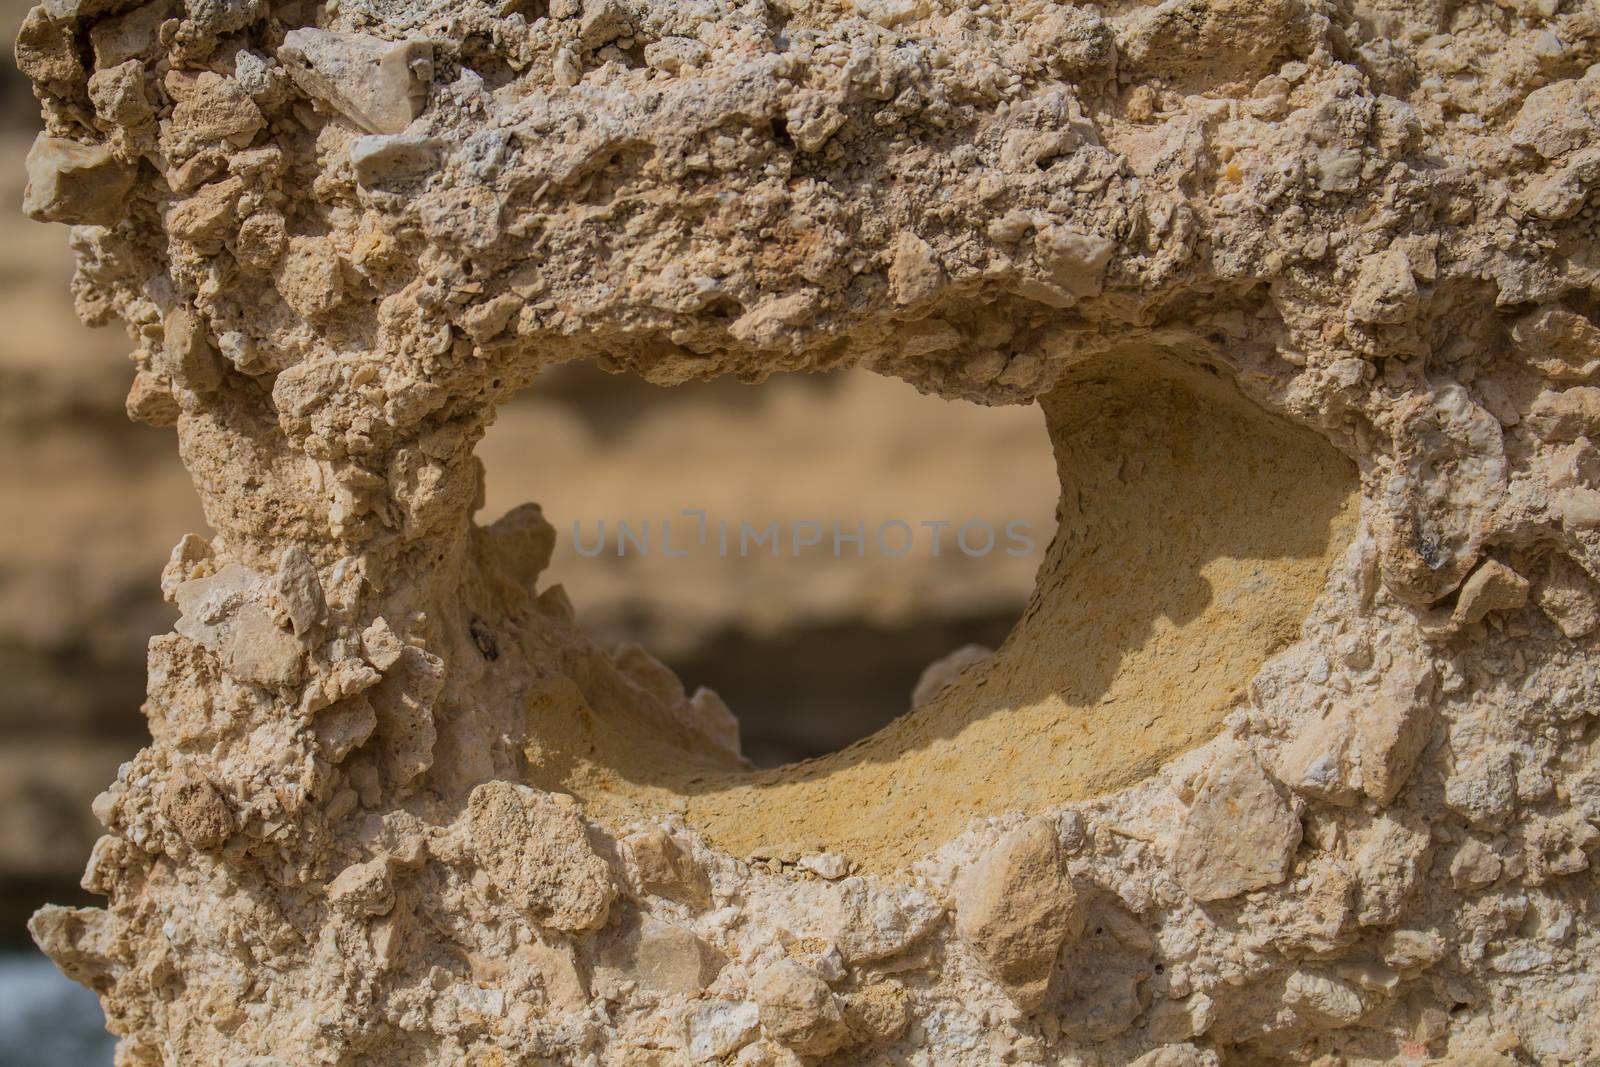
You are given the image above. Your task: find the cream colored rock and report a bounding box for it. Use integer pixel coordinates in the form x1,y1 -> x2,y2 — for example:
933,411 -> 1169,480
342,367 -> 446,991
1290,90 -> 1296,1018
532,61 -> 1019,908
16,0 -> 1600,1060
1451,560 -> 1531,628
21,134 -> 134,226
955,817 -> 1082,1008
277,29 -> 432,134
749,959 -> 848,1057
596,914 -> 725,996
1171,747 -> 1301,902
1533,554 -> 1600,639
626,828 -> 713,908
464,781 -> 616,932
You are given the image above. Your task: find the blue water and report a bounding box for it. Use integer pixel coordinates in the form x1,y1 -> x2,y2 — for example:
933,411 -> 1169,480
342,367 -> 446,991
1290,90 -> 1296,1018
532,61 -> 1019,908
0,953 -> 114,1067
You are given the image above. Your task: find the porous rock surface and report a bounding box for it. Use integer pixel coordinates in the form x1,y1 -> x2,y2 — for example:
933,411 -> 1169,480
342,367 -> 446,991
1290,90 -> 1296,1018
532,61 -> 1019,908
14,0 -> 1600,1060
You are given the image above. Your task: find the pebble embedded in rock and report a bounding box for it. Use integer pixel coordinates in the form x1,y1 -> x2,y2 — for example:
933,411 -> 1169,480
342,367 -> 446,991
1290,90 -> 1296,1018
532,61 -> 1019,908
1171,747 -> 1301,902
955,817 -> 1082,1009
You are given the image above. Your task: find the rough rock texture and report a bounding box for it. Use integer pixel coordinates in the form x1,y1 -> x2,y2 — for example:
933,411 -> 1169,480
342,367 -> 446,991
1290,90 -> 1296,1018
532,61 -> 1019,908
14,0 -> 1600,1062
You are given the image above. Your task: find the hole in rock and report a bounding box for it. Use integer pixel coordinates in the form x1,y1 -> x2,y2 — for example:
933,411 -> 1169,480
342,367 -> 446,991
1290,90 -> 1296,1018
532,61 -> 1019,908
479,348 -> 1361,870
478,364 -> 1057,768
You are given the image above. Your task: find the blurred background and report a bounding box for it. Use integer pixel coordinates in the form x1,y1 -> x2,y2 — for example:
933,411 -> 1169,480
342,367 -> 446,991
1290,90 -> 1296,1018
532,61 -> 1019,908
0,5 -> 1056,1058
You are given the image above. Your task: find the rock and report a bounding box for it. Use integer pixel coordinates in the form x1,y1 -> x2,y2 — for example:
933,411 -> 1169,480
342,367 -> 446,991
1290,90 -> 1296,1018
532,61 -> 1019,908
1451,560 -> 1530,627
1284,970 -> 1366,1027
29,906 -> 115,988
851,0 -> 927,28
841,981 -> 910,1045
1171,747 -> 1301,902
728,291 -> 817,348
750,959 -> 849,1056
797,852 -> 849,880
1511,305 -> 1600,381
87,59 -> 152,127
164,178 -> 246,242
830,878 -> 944,963
464,782 -> 616,932
361,617 -> 408,672
350,134 -> 442,186
955,817 -> 1082,1009
684,1000 -> 760,1061
1353,665 -> 1437,806
1444,752 -> 1518,830
626,829 -> 713,907
1376,386 -> 1507,604
158,768 -> 233,849
910,643 -> 992,707
314,696 -> 378,763
1449,839 -> 1503,890
271,547 -> 326,636
520,940 -> 589,1012
22,135 -> 135,226
1348,249 -> 1419,324
278,29 -> 433,134
159,308 -> 223,394
1352,815 -> 1431,926
15,7 -> 83,90
174,564 -> 307,687
1027,226 -> 1115,306
327,857 -> 395,916
1533,554 -> 1600,638
126,368 -> 180,426
275,237 -> 344,318
1526,387 -> 1600,443
88,0 -> 171,67
1128,1047 -> 1212,1067
595,914 -> 724,996
643,36 -> 708,74
166,72 -> 262,150
1274,708 -> 1359,805
579,0 -> 632,47
887,232 -> 945,305
1117,0 -> 1312,81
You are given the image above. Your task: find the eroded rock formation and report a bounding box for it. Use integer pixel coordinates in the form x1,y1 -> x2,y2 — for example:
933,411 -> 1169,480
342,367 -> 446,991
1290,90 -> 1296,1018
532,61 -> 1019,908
14,0 -> 1600,1061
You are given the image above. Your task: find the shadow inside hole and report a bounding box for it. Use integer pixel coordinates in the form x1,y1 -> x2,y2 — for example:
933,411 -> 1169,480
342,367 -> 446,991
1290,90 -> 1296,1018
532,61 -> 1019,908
497,346 -> 1359,869
666,610 -> 1023,768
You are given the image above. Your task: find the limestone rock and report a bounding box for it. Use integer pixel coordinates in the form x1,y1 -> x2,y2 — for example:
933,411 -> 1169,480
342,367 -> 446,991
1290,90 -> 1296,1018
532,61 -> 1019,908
349,134 -> 442,186
1532,554 -> 1600,639
1348,249 -> 1420,325
1449,839 -> 1503,891
15,0 -> 1600,1060
955,818 -> 1082,1009
22,135 -> 134,226
887,232 -> 946,306
1511,306 -> 1600,382
1128,1047 -> 1212,1067
465,782 -> 616,932
750,959 -> 848,1056
626,829 -> 713,908
278,29 -> 433,134
1353,669 -> 1437,806
158,768 -> 233,850
842,982 -> 910,1045
174,564 -> 307,687
684,1001 -> 760,1061
1451,561 -> 1530,628
829,878 -> 944,963
1284,970 -> 1366,1027
595,914 -> 724,996
1171,747 -> 1301,902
